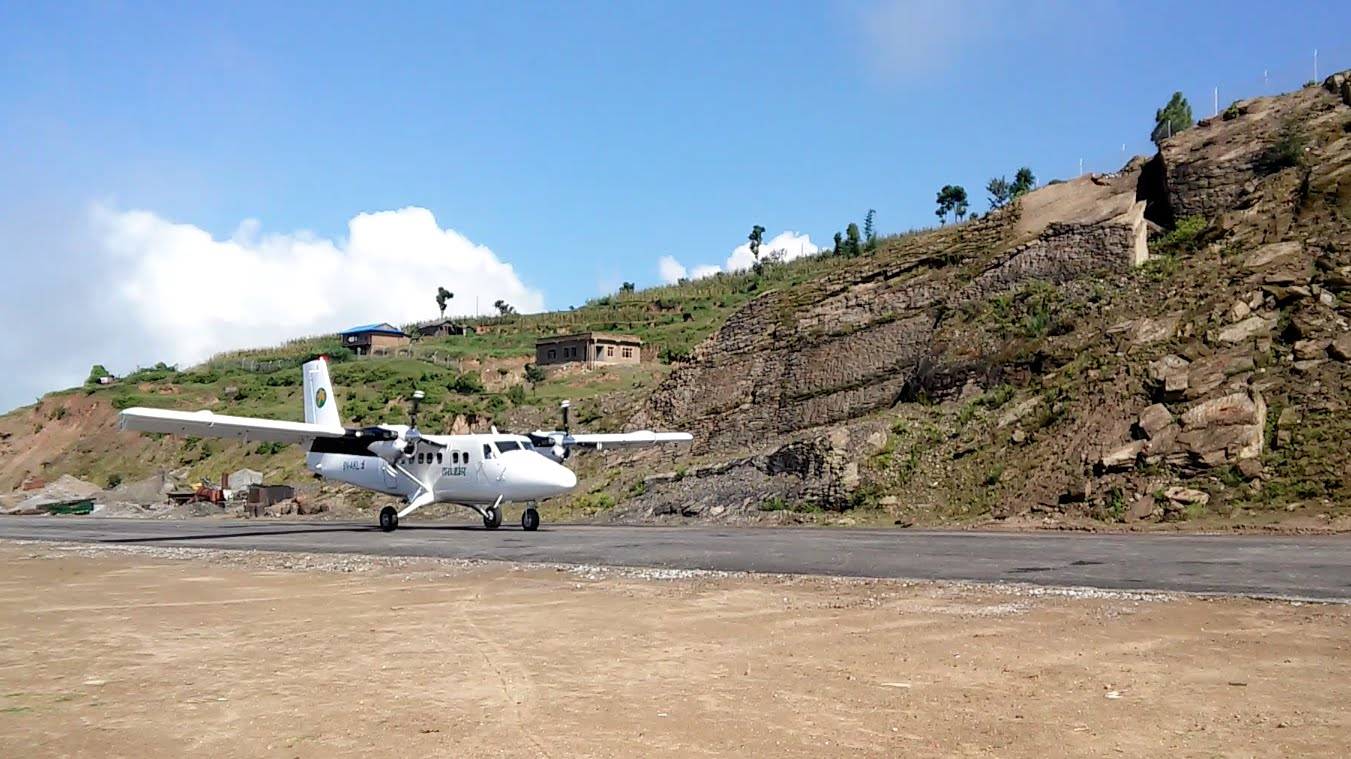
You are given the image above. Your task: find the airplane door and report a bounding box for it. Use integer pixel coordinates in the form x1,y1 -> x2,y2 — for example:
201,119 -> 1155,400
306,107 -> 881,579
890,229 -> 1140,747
382,461 -> 399,491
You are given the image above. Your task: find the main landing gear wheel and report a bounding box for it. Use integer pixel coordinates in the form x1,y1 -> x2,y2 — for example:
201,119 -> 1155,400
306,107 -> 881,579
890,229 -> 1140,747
379,506 -> 399,532
521,507 -> 540,532
483,505 -> 502,530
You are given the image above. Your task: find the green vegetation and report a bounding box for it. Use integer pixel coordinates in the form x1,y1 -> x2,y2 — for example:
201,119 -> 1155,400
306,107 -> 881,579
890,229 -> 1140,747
1255,117 -> 1310,175
934,185 -> 969,224
986,167 -> 1036,210
1151,91 -> 1193,145
86,364 -> 111,385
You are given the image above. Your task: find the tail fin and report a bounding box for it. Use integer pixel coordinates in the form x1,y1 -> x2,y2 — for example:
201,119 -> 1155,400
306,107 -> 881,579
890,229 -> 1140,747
302,358 -> 342,429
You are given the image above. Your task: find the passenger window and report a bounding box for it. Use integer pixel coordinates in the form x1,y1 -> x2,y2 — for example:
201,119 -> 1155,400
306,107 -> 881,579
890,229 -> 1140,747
436,452 -> 443,464
483,444 -> 494,460
416,453 -> 424,464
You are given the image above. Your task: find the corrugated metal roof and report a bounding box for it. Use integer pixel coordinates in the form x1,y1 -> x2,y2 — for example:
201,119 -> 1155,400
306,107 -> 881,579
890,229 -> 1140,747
340,323 -> 405,336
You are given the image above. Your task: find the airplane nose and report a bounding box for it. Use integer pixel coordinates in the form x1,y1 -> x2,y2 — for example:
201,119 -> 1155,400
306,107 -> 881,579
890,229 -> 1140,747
550,462 -> 578,490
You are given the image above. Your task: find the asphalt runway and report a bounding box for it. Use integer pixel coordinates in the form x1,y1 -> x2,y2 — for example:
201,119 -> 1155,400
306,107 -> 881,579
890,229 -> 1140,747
2,516 -> 1349,600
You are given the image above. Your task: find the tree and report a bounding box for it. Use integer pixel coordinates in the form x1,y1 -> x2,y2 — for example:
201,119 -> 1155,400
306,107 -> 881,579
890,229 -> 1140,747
619,282 -> 635,293
954,188 -> 969,222
493,299 -> 516,316
986,176 -> 1013,210
845,223 -> 862,257
863,209 -> 877,251
435,286 -> 453,318
832,231 -> 844,256
86,364 -> 111,385
748,224 -> 766,274
1151,92 -> 1193,146
1011,167 -> 1036,198
935,185 -> 968,224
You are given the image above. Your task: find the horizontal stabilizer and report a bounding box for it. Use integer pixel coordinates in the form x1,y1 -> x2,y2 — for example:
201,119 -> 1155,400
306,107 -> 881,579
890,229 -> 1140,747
119,407 -> 347,445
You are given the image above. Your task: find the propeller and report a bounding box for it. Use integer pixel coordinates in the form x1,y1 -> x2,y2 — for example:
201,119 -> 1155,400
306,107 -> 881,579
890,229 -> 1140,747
404,390 -> 426,455
526,401 -> 574,461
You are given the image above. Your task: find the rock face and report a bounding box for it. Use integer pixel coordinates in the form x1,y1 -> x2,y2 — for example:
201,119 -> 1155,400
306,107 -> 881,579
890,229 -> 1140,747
619,433 -> 862,519
647,171 -> 1154,456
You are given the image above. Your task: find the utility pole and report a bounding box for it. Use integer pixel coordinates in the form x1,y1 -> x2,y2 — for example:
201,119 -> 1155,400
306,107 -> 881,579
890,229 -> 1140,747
1078,157 -> 1084,176
1213,86 -> 1218,117
1264,68 -> 1269,90
1314,49 -> 1319,81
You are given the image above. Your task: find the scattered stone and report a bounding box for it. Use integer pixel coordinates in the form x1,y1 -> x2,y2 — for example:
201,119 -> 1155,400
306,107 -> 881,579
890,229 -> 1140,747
996,397 -> 1041,429
1011,429 -> 1027,444
1110,313 -> 1182,345
1229,300 -> 1252,322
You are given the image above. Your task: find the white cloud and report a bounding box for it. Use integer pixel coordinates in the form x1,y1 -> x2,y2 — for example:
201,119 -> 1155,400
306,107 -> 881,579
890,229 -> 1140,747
723,231 -> 819,272
657,255 -> 687,284
655,231 -> 821,287
4,205 -> 542,404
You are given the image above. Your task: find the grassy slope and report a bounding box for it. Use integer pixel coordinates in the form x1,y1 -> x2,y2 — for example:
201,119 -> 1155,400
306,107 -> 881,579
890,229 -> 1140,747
0,251 -> 840,492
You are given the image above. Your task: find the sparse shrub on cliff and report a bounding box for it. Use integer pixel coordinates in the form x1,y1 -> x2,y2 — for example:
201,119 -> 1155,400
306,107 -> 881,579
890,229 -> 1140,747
1255,118 -> 1310,175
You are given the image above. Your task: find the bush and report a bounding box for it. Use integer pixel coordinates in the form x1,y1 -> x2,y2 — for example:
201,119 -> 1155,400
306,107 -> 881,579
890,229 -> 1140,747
506,384 -> 527,406
1255,118 -> 1310,175
449,372 -> 484,395
1153,215 -> 1207,255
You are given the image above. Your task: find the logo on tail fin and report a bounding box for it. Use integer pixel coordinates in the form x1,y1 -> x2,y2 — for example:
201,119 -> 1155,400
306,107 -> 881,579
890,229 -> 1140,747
315,388 -> 327,408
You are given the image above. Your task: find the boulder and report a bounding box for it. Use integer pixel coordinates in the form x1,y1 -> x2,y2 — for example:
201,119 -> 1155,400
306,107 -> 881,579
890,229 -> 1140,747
1292,339 -> 1329,361
1275,407 -> 1300,449
1183,352 -> 1255,399
1110,313 -> 1181,345
1170,391 -> 1266,468
1136,403 -> 1174,439
1237,458 -> 1263,480
1228,300 -> 1251,322
1217,315 -> 1273,344
1243,241 -> 1301,269
1147,354 -> 1190,399
1127,495 -> 1158,521
1330,333 -> 1351,362
1099,440 -> 1146,472
1180,392 -> 1262,430
1162,486 -> 1210,511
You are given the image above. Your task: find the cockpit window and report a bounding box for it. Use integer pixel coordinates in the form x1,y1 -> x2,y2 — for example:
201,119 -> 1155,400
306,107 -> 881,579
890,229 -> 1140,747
496,440 -> 520,452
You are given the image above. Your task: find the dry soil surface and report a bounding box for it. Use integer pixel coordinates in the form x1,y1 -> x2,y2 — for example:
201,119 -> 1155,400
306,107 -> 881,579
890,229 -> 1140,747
0,542 -> 1347,758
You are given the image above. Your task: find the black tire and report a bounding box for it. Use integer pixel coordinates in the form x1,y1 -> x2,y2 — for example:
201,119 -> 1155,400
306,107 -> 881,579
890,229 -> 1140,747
379,506 -> 399,532
521,507 -> 540,532
483,505 -> 502,530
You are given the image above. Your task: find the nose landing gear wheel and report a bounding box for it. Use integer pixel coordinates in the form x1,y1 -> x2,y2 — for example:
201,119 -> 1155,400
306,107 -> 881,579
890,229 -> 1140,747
521,507 -> 540,531
483,505 -> 502,530
379,506 -> 399,532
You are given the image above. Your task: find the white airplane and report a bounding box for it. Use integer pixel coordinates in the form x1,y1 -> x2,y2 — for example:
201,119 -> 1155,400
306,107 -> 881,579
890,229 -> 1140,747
118,358 -> 691,532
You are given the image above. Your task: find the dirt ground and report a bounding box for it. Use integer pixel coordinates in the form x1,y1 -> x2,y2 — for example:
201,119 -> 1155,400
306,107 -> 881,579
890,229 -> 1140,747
0,543 -> 1347,758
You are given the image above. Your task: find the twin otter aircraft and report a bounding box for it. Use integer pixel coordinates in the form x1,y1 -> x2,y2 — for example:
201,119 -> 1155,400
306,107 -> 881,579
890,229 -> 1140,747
119,358 -> 691,532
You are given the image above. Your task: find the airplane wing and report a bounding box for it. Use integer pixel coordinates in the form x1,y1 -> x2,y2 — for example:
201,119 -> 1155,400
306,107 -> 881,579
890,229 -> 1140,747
119,407 -> 347,445
566,432 -> 693,448
528,429 -> 693,452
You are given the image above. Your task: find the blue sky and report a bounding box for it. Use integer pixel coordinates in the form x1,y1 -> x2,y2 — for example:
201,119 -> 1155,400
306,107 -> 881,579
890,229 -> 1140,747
0,0 -> 1346,411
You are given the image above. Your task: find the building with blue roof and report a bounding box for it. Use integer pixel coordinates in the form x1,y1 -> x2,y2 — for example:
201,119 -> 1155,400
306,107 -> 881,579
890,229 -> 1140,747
339,322 -> 410,356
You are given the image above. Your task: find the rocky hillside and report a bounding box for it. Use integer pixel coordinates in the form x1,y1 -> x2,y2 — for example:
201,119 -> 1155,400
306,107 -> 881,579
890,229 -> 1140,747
615,75 -> 1351,528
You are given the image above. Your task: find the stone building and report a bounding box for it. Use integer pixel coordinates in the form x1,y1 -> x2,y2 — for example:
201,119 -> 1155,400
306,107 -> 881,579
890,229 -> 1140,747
340,323 -> 410,356
415,318 -> 476,338
535,332 -> 642,367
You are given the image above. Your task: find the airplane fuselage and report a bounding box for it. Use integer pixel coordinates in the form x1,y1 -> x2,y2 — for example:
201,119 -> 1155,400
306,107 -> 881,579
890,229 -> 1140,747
306,432 -> 577,506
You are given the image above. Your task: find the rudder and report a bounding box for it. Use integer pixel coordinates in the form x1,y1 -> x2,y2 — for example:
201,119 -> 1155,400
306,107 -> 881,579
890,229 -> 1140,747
302,358 -> 342,429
